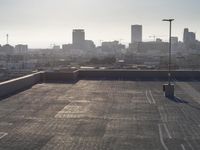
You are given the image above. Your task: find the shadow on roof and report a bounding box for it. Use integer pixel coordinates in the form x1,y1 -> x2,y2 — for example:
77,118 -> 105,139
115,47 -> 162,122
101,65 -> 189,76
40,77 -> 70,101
168,96 -> 200,111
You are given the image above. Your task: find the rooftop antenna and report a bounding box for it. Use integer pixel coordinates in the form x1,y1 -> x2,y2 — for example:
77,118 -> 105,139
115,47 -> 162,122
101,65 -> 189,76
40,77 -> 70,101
6,34 -> 9,44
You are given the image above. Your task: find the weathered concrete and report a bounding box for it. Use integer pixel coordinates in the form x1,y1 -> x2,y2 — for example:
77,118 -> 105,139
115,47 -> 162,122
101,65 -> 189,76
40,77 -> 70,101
0,72 -> 42,98
0,81 -> 200,149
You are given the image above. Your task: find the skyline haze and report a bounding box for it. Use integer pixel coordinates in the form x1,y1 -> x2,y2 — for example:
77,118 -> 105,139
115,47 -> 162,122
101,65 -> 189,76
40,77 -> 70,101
0,0 -> 200,48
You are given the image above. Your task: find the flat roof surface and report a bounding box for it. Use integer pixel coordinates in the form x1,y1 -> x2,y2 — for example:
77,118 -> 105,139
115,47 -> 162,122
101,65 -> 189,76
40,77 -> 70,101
0,80 -> 200,149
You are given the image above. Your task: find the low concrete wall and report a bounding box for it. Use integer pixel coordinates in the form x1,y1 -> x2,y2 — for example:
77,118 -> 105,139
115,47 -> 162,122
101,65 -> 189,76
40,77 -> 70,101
42,70 -> 200,81
73,70 -> 79,80
78,70 -> 200,80
0,72 -> 42,98
1,70 -> 199,99
170,71 -> 200,80
43,72 -> 78,82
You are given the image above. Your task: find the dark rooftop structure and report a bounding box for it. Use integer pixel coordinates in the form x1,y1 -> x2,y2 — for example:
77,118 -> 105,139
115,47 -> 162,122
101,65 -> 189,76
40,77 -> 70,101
0,70 -> 200,149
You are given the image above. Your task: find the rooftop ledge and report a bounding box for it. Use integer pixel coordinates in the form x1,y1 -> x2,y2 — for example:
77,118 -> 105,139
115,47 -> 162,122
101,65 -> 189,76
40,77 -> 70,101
0,69 -> 200,99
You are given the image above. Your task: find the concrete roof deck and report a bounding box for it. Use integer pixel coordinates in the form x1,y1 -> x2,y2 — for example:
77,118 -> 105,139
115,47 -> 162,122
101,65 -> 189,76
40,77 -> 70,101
0,80 -> 200,150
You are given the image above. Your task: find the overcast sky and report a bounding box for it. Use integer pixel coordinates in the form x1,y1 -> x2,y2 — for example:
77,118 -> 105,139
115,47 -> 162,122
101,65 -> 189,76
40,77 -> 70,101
0,0 -> 199,48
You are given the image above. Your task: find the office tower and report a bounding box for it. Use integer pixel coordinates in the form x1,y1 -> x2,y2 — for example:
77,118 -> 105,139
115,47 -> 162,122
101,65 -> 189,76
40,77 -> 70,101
72,29 -> 85,49
183,28 -> 196,45
131,25 -> 142,43
183,28 -> 189,43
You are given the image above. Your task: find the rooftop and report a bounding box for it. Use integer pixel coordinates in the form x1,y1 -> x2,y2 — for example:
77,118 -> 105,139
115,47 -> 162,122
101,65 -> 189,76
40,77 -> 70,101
0,79 -> 200,149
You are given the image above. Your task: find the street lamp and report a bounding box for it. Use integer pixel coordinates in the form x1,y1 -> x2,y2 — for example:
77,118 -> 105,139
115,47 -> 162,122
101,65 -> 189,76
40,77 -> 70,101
162,19 -> 175,98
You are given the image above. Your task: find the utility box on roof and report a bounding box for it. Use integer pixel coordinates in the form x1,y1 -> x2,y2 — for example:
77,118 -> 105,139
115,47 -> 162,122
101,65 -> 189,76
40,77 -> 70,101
163,84 -> 174,98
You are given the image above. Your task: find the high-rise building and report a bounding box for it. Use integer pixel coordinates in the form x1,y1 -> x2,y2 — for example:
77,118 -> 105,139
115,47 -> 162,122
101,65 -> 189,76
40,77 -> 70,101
183,28 -> 196,45
183,28 -> 189,43
131,25 -> 142,43
72,29 -> 85,49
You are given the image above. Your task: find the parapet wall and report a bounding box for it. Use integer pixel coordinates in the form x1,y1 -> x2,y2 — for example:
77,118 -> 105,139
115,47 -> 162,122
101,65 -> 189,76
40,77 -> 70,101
78,70 -> 200,80
42,71 -> 78,82
1,70 -> 200,99
35,70 -> 200,82
0,72 -> 42,98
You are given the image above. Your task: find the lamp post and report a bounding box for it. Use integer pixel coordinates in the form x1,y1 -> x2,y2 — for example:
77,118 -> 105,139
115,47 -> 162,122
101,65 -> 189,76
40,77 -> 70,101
162,19 -> 174,84
162,19 -> 175,98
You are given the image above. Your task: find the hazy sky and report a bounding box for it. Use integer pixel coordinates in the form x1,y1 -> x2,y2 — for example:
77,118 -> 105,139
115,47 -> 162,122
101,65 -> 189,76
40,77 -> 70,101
0,0 -> 200,48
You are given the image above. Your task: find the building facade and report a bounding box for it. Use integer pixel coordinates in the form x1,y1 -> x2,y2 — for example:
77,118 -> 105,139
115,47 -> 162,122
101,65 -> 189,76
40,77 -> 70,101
171,37 -> 178,45
183,28 -> 196,46
72,29 -> 85,49
131,25 -> 142,43
15,44 -> 28,53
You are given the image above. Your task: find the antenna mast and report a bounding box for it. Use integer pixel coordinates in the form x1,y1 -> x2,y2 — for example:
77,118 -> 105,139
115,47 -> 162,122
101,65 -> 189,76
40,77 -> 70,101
6,34 -> 9,44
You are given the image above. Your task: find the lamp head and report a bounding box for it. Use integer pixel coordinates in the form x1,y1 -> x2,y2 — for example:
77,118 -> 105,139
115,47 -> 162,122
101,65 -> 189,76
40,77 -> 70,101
162,19 -> 175,22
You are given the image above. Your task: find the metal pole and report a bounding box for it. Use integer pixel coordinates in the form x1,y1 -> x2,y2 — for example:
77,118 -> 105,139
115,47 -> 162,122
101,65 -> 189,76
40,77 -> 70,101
162,19 -> 174,85
169,21 -> 172,85
162,19 -> 175,98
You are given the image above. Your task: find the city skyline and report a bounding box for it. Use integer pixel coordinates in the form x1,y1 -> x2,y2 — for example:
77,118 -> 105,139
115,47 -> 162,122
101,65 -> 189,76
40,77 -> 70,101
0,0 -> 200,48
